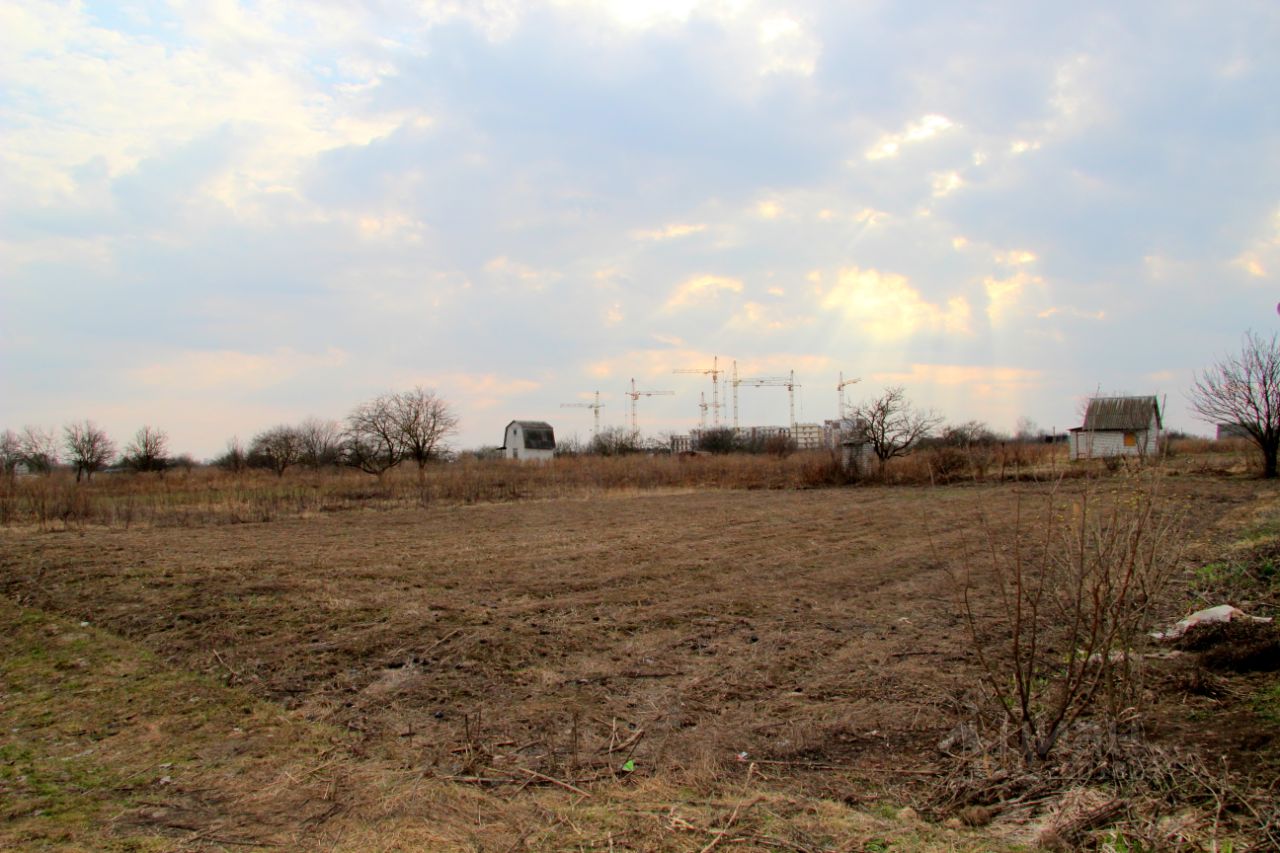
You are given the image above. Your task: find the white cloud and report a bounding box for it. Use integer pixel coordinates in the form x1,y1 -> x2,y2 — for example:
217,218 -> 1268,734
757,14 -> 818,76
1,2 -> 420,216
755,199 -> 782,219
931,171 -> 964,197
131,347 -> 348,391
820,267 -> 971,339
994,249 -> 1038,266
729,301 -> 809,332
484,256 -> 562,290
865,114 -> 956,161
1231,208 -> 1280,280
984,270 -> 1044,325
632,222 -> 707,241
871,363 -> 1041,390
665,274 -> 744,309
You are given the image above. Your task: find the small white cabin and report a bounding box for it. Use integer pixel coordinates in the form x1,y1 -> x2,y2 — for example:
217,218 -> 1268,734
503,420 -> 556,462
1069,396 -> 1162,460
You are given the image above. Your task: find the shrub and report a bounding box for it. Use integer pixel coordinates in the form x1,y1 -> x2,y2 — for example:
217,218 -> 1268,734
952,473 -> 1182,766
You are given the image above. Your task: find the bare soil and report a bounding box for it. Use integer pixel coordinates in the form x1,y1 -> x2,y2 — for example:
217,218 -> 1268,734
2,475 -> 1277,849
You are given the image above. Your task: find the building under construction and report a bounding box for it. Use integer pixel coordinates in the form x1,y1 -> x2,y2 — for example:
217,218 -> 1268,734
671,420 -> 849,453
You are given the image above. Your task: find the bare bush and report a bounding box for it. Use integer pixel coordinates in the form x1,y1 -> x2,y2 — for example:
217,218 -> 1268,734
215,437 -> 248,473
344,395 -> 404,476
63,420 -> 115,482
953,474 -> 1182,766
694,427 -> 738,455
298,417 -> 343,469
122,426 -> 169,473
18,425 -> 60,474
249,425 -> 304,477
591,426 -> 644,456
1,430 -> 22,479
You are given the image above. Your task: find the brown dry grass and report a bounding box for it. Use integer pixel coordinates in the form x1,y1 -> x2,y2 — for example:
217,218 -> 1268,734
0,442 -> 1084,530
1,468 -> 1276,849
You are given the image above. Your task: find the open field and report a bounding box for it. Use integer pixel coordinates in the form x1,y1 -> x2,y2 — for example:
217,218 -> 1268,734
2,469 -> 1278,850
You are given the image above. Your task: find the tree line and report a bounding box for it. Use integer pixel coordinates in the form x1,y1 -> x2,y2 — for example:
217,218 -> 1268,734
6,331 -> 1280,479
1,386 -> 457,481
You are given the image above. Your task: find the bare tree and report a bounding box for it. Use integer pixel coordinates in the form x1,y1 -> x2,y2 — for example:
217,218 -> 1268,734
393,387 -> 459,471
344,394 -> 404,476
63,420 -> 115,482
849,387 -> 942,473
1014,416 -> 1043,442
215,437 -> 248,473
298,417 -> 343,469
1189,330 -> 1280,478
20,426 -> 59,474
249,425 -> 304,477
591,425 -> 644,456
1,429 -> 22,479
123,425 -> 169,473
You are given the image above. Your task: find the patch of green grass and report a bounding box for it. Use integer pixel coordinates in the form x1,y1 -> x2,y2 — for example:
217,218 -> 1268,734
1100,830 -> 1154,852
1196,561 -> 1235,585
0,598 -> 351,849
1252,679 -> 1280,724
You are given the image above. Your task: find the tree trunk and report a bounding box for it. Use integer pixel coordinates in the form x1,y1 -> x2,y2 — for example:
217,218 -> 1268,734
1264,442 -> 1278,479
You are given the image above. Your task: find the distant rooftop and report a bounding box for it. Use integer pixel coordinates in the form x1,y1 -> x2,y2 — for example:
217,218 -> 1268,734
1077,396 -> 1161,431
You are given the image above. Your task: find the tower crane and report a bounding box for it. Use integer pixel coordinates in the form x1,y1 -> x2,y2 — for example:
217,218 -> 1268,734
560,391 -> 605,438
837,372 -> 861,421
734,367 -> 801,431
673,356 -> 725,427
626,378 -> 673,436
698,392 -> 708,430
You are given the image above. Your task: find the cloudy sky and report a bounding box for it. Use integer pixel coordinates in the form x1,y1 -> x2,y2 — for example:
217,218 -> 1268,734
3,0 -> 1278,456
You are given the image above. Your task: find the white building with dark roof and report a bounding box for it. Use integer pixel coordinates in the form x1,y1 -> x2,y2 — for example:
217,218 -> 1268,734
1069,396 -> 1162,460
502,420 -> 556,462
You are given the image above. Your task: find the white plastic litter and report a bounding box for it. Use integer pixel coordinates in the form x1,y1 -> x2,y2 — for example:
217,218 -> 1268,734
1151,604 -> 1273,640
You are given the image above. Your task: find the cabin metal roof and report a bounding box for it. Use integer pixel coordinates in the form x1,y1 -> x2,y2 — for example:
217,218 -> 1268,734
1077,396 -> 1161,431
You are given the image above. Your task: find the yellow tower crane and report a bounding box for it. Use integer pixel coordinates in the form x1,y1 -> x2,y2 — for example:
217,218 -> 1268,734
673,356 -> 725,427
837,372 -> 861,421
560,391 -> 605,438
626,378 -> 673,437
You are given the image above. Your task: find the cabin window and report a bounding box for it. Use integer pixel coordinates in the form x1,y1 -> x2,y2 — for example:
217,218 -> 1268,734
1124,432 -> 1137,447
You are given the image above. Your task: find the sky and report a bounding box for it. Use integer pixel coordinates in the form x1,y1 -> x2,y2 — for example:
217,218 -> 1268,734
3,0 -> 1279,457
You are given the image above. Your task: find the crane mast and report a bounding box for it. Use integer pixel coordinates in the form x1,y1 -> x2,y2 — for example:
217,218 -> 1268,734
672,356 -> 724,427
734,368 -> 799,431
837,372 -> 861,421
625,378 -> 674,436
560,391 -> 605,437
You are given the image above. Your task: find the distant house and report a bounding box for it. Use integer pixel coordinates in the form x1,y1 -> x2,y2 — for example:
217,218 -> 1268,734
502,420 -> 556,462
1069,396 -> 1162,461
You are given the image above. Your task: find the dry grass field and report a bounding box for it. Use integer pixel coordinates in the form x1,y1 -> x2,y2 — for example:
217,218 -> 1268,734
2,460 -> 1278,850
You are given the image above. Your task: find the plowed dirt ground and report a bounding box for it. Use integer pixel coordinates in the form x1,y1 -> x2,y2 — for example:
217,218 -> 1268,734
2,475 -> 1275,850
